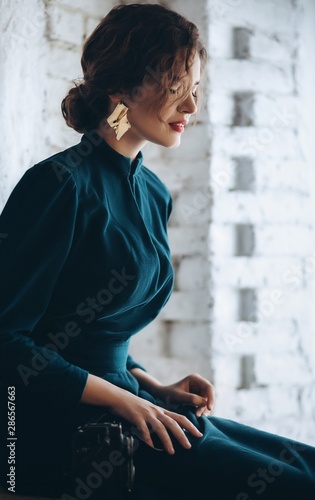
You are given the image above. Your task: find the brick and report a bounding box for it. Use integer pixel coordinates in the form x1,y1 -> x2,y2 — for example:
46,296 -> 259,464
128,354 -> 212,386
212,286 -> 238,322
210,60 -> 293,94
255,287 -> 310,322
208,92 -> 234,126
150,159 -> 210,192
46,113 -> 81,150
253,94 -> 298,128
211,353 -> 240,389
128,320 -> 164,357
162,123 -> 210,162
211,256 -> 308,288
167,0 -> 209,36
176,256 -> 210,290
212,319 -> 300,355
170,185 -> 212,226
168,226 -> 208,256
251,30 -> 295,62
255,158 -> 309,193
209,0 -> 297,33
161,290 -> 211,321
210,155 -> 236,191
255,225 -> 313,257
56,0 -> 116,19
45,77 -> 74,116
47,44 -> 82,81
210,224 -> 235,256
227,387 -> 270,421
208,22 -> 233,58
211,126 -> 301,159
255,353 -> 313,385
85,16 -> 102,41
212,192 -> 312,224
168,321 -> 211,358
47,4 -> 84,45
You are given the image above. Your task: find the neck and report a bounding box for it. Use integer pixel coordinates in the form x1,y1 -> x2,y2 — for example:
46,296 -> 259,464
98,123 -> 147,162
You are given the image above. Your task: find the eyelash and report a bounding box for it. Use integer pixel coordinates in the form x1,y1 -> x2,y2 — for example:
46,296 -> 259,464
169,89 -> 198,98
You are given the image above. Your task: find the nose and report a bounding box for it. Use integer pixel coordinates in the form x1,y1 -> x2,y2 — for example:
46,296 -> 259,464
178,92 -> 198,115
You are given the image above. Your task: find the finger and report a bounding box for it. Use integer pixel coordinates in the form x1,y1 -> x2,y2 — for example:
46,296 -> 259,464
167,411 -> 203,438
136,423 -> 155,449
179,392 -> 208,408
196,405 -> 212,417
206,383 -> 215,411
148,419 -> 175,455
160,415 -> 193,451
195,404 -> 207,417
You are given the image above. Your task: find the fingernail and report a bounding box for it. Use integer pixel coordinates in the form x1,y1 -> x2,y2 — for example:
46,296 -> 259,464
169,447 -> 175,455
185,440 -> 192,448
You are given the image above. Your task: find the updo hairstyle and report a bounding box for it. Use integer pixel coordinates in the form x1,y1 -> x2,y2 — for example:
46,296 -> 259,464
61,3 -> 207,133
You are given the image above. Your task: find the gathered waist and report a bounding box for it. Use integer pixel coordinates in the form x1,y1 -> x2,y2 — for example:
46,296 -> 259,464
66,336 -> 130,375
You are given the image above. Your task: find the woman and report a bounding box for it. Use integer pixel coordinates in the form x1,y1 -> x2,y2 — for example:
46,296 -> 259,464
0,3 -> 314,499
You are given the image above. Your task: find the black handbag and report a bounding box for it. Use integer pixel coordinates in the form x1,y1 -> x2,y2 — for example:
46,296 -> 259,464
62,414 -> 135,500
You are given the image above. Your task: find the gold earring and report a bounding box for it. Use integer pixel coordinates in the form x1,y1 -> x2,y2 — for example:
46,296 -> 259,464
107,102 -> 131,140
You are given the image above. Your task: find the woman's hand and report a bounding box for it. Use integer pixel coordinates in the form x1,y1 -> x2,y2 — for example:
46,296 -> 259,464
108,389 -> 203,455
153,373 -> 215,417
81,372 -> 205,455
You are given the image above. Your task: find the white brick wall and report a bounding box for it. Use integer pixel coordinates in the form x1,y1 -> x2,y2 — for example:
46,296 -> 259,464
1,0 -> 315,445
209,0 -> 315,445
0,0 -> 47,209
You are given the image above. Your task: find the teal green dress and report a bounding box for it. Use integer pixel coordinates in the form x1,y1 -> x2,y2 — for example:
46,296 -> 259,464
0,131 -> 314,499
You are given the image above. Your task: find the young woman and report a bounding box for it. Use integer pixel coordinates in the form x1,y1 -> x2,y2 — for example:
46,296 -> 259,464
0,3 -> 315,499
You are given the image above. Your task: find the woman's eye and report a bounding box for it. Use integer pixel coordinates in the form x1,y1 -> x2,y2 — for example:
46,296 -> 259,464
169,88 -> 179,95
192,91 -> 198,98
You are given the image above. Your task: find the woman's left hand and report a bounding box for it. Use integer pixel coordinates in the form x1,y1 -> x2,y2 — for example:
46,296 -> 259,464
154,373 -> 215,417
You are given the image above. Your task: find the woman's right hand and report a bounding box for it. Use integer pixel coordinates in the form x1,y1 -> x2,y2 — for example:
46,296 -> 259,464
109,390 -> 203,454
81,373 -> 203,454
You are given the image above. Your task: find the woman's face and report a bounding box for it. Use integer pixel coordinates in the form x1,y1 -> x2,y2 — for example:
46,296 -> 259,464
113,53 -> 201,151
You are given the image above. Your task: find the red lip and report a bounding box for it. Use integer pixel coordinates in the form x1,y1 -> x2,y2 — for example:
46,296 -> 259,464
169,120 -> 188,133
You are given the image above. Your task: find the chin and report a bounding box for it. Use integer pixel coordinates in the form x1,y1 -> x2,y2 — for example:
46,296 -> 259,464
159,138 -> 182,149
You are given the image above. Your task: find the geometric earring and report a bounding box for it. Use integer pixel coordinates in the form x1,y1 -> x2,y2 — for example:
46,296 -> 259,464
106,102 -> 131,140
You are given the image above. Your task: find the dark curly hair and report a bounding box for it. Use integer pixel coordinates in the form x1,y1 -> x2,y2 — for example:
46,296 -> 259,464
61,3 -> 207,133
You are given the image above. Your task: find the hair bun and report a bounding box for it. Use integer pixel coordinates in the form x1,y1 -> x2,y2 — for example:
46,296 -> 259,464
61,83 -> 89,133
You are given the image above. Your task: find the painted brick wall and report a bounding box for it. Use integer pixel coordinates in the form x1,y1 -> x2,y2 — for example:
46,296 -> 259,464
208,0 -> 315,445
1,0 -> 315,445
0,0 -> 47,209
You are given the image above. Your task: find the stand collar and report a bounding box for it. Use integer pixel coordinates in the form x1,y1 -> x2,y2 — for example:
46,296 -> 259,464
81,132 -> 143,177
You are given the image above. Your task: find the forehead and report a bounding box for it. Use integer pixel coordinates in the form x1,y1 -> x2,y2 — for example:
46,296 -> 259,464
174,53 -> 201,85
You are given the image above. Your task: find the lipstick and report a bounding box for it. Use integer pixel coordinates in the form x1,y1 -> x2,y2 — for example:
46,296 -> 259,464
169,120 -> 188,133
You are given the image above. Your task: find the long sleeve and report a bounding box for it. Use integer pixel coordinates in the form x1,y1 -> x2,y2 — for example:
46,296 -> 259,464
0,162 -> 88,408
126,354 -> 146,372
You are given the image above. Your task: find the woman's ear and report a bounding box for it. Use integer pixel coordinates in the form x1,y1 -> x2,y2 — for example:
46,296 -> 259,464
108,93 -> 123,104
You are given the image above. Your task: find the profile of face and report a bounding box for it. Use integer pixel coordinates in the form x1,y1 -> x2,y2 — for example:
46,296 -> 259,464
105,52 -> 201,152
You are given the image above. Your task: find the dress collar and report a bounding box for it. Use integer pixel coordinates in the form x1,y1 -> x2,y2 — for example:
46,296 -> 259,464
81,132 -> 143,177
